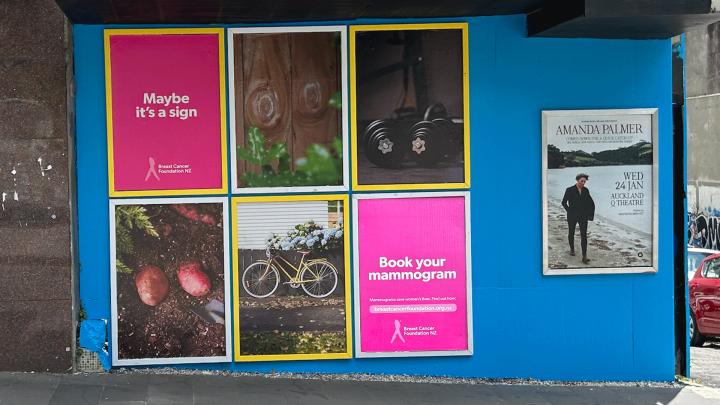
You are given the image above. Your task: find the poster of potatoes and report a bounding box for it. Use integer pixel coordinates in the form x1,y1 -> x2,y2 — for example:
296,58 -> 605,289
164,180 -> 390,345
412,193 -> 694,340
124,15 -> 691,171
233,195 -> 352,361
110,198 -> 230,365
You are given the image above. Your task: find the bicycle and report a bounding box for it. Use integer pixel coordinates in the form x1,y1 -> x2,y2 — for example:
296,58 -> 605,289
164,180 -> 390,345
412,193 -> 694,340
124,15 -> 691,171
242,249 -> 339,298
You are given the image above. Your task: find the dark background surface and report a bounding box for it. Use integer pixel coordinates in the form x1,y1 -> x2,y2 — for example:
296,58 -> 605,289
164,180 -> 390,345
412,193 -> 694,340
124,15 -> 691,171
0,0 -> 74,371
354,28 -> 465,185
355,29 -> 463,121
55,0 -> 720,39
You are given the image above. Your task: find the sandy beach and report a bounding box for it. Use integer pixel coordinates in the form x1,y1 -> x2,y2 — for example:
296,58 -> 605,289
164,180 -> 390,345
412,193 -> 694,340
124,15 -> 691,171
547,203 -> 652,269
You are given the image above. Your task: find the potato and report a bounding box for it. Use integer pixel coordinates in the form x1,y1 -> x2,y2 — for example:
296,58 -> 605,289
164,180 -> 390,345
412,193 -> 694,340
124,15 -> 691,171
171,204 -> 216,226
177,261 -> 211,297
134,265 -> 169,306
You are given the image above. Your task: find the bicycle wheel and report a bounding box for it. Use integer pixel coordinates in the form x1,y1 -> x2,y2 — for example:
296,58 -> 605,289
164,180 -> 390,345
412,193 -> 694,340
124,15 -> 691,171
242,261 -> 280,298
300,261 -> 338,298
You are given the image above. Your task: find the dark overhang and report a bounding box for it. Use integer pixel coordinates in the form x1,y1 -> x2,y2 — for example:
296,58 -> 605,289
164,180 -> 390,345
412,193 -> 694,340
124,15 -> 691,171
55,0 -> 720,39
528,0 -> 720,39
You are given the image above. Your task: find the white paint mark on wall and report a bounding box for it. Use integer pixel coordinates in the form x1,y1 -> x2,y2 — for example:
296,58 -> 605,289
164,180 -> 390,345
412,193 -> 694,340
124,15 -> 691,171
37,157 -> 52,177
13,191 -> 18,201
1,192 -> 5,211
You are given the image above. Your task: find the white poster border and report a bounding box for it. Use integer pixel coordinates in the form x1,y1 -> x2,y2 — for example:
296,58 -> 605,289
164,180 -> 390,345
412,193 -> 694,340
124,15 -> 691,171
109,196 -> 231,366
351,191 -> 473,358
227,25 -> 349,195
541,108 -> 659,276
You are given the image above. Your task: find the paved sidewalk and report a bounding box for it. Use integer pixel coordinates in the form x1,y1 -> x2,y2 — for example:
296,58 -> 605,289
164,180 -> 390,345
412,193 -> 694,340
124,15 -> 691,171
1,372 -> 720,405
692,340 -> 720,388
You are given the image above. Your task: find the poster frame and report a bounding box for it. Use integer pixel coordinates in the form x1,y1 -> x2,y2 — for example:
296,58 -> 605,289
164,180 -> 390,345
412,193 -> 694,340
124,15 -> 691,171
104,28 -> 228,197
352,191 -> 473,358
349,23 -> 471,191
231,194 -> 353,361
109,196 -> 232,366
541,108 -> 659,276
227,26 -> 350,194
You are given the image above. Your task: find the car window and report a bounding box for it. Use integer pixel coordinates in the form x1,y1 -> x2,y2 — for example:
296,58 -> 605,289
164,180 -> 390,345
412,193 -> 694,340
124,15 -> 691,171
703,258 -> 720,279
689,252 -> 708,274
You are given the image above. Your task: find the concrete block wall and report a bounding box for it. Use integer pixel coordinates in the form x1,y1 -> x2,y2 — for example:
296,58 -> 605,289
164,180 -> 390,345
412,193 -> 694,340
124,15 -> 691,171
0,0 -> 75,372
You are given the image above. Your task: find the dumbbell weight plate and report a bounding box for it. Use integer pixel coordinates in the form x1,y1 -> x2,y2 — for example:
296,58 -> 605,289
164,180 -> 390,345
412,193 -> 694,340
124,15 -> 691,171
408,120 -> 445,167
364,121 -> 407,168
431,118 -> 463,159
423,103 -> 448,121
363,119 -> 390,146
363,120 -> 391,167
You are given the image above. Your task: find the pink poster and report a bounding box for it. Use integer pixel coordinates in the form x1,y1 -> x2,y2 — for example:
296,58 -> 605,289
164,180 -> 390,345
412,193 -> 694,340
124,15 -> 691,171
105,29 -> 226,196
354,194 -> 472,357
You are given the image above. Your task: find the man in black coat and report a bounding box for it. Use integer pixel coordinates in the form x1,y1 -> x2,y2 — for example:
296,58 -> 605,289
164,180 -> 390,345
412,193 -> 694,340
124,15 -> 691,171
561,173 -> 595,264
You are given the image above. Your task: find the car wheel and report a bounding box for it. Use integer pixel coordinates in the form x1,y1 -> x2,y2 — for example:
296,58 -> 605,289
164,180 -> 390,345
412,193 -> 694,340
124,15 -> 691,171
690,312 -> 705,347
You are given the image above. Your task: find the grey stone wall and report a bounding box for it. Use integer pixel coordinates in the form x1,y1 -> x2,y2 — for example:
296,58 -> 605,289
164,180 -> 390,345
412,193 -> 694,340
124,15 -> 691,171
686,22 -> 720,216
0,0 -> 74,371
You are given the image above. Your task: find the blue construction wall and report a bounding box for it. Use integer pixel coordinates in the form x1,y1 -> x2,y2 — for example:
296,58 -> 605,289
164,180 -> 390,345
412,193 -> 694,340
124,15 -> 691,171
74,15 -> 674,381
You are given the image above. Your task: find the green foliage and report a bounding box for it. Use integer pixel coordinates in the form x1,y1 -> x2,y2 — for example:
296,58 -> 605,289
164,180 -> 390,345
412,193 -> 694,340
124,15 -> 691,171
236,126 -> 289,170
547,144 -> 564,169
239,331 -> 346,355
328,91 -> 342,110
236,92 -> 343,187
116,260 -> 132,274
558,141 -> 653,168
78,303 -> 87,322
238,126 -> 343,187
115,205 -> 158,273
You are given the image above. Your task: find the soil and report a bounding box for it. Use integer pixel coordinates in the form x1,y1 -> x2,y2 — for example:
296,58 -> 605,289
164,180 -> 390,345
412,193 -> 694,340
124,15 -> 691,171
116,203 -> 226,360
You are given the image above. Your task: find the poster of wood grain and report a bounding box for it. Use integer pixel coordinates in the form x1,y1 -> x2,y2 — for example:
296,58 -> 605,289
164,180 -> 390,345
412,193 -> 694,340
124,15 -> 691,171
228,26 -> 348,193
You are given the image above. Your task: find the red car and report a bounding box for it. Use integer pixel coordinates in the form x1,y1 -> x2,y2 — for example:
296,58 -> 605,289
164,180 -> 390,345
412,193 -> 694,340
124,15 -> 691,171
689,252 -> 720,346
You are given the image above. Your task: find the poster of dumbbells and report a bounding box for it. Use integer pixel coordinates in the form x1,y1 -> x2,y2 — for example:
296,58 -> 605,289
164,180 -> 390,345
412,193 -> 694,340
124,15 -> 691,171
104,29 -> 227,197
232,195 -> 352,361
353,193 -> 473,357
109,197 -> 230,365
350,23 -> 470,190
228,26 -> 349,194
542,109 -> 659,276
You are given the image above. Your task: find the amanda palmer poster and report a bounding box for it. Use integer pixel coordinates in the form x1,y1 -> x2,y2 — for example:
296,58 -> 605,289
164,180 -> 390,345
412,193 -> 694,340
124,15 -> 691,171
542,109 -> 658,276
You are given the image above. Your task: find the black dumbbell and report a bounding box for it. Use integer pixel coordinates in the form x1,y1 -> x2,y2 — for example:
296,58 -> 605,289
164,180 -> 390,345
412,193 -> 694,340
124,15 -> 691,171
408,120 -> 447,167
363,119 -> 408,168
410,103 -> 464,165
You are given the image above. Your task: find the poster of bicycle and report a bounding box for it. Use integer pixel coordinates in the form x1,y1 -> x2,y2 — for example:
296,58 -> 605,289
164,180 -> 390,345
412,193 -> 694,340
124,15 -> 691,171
232,195 -> 352,361
109,197 -> 231,366
352,192 -> 473,358
542,109 -> 659,276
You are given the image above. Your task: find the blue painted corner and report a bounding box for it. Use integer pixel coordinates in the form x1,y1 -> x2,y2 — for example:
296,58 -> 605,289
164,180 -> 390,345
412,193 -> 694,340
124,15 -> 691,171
79,319 -> 107,352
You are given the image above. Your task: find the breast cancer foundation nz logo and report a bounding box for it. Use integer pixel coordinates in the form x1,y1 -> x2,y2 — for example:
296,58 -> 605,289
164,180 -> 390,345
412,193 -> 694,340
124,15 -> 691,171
145,156 -> 160,181
391,319 -> 405,344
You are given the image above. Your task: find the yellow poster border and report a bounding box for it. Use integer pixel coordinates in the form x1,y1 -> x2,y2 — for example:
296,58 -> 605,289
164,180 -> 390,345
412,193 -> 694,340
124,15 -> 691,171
231,194 -> 353,362
349,22 -> 471,191
104,28 -> 228,197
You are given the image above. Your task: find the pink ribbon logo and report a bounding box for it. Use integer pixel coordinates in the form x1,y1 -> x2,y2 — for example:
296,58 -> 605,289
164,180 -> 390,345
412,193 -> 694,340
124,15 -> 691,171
144,156 -> 160,181
390,319 -> 405,344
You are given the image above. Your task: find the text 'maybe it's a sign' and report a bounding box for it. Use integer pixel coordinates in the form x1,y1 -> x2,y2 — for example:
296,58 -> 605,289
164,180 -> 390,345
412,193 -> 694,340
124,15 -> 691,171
105,29 -> 227,196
